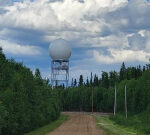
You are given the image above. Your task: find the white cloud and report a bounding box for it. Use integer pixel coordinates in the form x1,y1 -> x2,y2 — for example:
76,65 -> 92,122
93,49 -> 150,64
0,40 -> 41,55
0,0 -> 149,44
0,0 -> 150,67
0,0 -> 128,42
127,30 -> 150,52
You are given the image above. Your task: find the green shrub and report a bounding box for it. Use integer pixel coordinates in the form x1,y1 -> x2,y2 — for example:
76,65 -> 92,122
0,101 -> 8,134
110,112 -> 150,135
0,50 -> 61,135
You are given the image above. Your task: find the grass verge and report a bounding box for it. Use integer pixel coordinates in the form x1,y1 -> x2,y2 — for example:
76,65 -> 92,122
94,115 -> 144,135
110,112 -> 150,135
24,114 -> 68,135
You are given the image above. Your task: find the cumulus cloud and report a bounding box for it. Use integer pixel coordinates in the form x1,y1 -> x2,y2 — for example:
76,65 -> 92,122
93,49 -> 150,64
0,40 -> 42,55
0,0 -> 150,66
0,0 -> 128,39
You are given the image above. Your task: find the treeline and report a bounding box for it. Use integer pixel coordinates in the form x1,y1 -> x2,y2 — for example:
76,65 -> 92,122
59,62 -> 150,114
58,86 -> 114,112
0,48 -> 60,135
71,62 -> 150,88
110,70 -> 150,134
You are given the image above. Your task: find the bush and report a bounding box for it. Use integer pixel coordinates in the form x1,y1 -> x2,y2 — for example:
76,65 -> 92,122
110,112 -> 150,134
0,101 -> 8,134
0,51 -> 61,135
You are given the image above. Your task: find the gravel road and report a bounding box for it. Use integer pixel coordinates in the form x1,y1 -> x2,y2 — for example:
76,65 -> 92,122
46,112 -> 106,135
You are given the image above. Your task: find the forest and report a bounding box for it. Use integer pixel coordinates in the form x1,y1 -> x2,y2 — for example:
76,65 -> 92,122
0,47 -> 150,134
0,48 -> 60,135
57,59 -> 150,134
59,61 -> 150,114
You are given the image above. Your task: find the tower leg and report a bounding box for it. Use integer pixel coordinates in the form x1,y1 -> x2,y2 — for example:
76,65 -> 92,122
51,60 -> 69,88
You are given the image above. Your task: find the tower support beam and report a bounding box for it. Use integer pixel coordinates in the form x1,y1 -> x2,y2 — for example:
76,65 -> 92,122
51,60 -> 69,88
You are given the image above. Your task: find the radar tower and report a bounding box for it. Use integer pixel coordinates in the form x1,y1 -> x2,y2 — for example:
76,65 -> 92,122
49,39 -> 71,88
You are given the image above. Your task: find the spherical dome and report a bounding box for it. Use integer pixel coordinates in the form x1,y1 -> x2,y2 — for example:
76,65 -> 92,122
49,39 -> 71,60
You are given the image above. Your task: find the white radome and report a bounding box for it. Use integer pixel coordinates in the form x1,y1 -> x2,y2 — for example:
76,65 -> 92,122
49,39 -> 71,60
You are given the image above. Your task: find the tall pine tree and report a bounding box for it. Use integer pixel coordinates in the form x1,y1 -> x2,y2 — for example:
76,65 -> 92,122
119,62 -> 126,81
79,75 -> 83,86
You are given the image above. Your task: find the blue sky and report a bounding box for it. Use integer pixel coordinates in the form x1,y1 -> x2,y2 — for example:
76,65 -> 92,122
0,0 -> 150,83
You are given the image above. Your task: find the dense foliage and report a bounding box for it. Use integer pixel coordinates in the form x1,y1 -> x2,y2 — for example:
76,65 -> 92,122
59,62 -> 150,114
58,86 -> 113,112
58,60 -> 150,134
109,70 -> 150,134
0,48 -> 60,135
110,109 -> 150,134
1,46 -> 150,134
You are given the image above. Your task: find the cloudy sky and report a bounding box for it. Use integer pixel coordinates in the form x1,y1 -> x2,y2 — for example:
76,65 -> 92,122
0,0 -> 150,82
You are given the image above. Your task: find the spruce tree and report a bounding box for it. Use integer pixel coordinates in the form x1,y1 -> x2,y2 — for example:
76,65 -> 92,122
79,75 -> 83,86
62,83 -> 65,89
119,62 -> 126,81
143,66 -> 146,72
94,74 -> 99,86
102,72 -> 109,88
0,47 -> 2,53
35,68 -> 41,79
86,77 -> 90,87
74,79 -> 77,87
90,72 -> 93,86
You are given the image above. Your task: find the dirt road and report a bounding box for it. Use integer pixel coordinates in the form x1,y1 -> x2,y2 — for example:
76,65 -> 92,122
46,112 -> 106,135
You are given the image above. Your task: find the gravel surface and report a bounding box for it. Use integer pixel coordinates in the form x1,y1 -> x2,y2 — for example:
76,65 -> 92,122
46,112 -> 106,135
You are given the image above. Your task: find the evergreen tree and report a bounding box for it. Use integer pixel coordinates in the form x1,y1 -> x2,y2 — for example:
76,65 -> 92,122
0,47 -> 6,61
35,68 -> 41,79
94,74 -> 99,86
90,72 -> 93,86
109,71 -> 118,87
86,77 -> 90,87
0,50 -> 60,135
119,62 -> 126,81
62,83 -> 65,89
102,71 -> 109,88
136,65 -> 142,78
74,79 -> 77,87
34,68 -> 43,85
79,75 -> 83,86
143,66 -> 146,72
0,47 -> 2,53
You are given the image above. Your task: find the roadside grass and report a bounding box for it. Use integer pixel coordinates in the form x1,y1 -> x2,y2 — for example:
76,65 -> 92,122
110,112 -> 150,135
24,114 -> 68,135
94,115 -> 145,135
